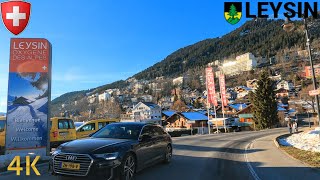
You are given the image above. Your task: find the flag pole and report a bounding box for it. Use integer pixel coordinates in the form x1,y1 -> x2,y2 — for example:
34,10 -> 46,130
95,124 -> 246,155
219,74 -> 227,133
214,104 -> 218,133
206,77 -> 211,135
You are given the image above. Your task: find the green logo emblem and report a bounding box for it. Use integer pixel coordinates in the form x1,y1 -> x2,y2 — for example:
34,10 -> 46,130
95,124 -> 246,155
224,2 -> 242,25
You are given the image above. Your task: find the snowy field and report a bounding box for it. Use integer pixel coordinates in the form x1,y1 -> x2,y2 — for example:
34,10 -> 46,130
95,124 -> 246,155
279,128 -> 320,153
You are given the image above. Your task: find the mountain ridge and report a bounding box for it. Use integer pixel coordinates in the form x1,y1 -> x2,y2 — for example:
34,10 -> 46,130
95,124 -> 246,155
52,18 -> 320,108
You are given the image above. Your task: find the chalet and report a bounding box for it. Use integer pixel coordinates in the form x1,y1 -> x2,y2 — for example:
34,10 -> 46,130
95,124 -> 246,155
276,80 -> 294,91
164,112 -> 209,134
235,104 -> 287,130
246,79 -> 258,89
235,104 -> 254,130
276,88 -> 289,98
162,110 -> 176,121
234,86 -> 252,99
132,102 -> 162,124
229,103 -> 248,113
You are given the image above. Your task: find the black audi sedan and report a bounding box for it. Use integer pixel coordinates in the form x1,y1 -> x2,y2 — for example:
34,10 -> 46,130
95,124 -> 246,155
49,122 -> 172,180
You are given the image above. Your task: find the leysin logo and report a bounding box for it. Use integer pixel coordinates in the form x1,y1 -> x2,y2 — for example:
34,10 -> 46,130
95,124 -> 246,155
224,2 -> 242,25
1,0 -> 31,35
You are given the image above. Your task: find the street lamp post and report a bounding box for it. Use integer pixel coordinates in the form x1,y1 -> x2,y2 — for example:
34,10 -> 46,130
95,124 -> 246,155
283,17 -> 320,127
303,18 -> 320,127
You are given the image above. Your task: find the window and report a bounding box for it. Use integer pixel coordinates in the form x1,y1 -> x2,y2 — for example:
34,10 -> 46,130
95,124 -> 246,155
0,120 -> 5,132
80,123 -> 95,131
154,126 -> 166,136
98,122 -> 105,129
58,119 -> 75,129
140,126 -> 154,137
93,124 -> 142,140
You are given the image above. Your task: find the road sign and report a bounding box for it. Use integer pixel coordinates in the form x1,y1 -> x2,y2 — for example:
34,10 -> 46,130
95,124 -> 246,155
309,89 -> 320,96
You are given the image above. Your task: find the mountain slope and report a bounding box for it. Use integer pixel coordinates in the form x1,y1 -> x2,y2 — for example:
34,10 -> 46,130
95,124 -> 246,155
52,18 -> 320,108
133,18 -> 320,80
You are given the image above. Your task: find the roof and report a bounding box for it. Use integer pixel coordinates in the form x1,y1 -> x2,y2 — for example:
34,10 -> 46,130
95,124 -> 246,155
238,114 -> 253,118
229,104 -> 248,111
276,88 -> 289,93
237,86 -> 252,91
288,109 -> 296,114
196,110 -> 215,116
181,112 -> 208,121
142,102 -> 160,109
162,110 -> 176,117
278,106 -> 286,111
278,103 -> 289,107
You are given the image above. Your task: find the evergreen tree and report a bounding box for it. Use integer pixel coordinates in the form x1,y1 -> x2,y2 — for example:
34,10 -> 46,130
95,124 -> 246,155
249,70 -> 278,129
228,4 -> 238,19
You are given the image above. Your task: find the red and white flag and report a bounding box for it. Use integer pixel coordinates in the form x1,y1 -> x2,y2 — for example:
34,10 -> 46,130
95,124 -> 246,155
219,74 -> 228,106
206,67 -> 218,106
1,0 -> 31,35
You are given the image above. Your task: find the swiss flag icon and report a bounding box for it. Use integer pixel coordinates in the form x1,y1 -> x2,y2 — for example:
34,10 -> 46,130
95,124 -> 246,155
1,0 -> 31,35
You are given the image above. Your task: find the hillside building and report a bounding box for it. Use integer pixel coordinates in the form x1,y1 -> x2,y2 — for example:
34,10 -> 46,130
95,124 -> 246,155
220,53 -> 257,76
305,64 -> 320,78
173,77 -> 184,86
98,91 -> 111,102
120,102 -> 162,124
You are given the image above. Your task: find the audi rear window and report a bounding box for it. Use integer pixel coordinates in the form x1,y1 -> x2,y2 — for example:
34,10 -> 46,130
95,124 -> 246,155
58,119 -> 75,129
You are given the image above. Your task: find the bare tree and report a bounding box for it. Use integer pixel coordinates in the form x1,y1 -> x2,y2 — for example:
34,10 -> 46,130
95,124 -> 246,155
299,84 -> 316,113
171,99 -> 188,112
96,100 -> 122,119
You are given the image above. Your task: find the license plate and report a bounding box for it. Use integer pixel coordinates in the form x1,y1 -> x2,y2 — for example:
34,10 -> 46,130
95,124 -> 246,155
61,162 -> 80,170
59,132 -> 69,136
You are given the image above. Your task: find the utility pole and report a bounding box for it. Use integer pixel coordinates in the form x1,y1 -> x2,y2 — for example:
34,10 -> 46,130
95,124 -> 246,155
304,18 -> 320,127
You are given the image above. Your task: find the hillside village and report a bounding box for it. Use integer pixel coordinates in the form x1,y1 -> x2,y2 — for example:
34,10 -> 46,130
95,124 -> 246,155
52,47 -> 320,133
49,17 -> 320,134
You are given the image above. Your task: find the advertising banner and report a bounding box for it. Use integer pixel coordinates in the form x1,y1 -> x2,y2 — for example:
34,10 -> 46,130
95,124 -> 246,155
205,67 -> 218,106
5,38 -> 51,156
219,74 -> 228,106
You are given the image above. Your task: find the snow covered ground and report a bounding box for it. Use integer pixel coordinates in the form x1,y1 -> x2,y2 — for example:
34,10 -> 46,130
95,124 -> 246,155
279,128 -> 320,152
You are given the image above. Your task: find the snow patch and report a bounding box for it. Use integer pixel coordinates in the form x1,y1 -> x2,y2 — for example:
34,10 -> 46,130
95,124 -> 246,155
279,129 -> 320,152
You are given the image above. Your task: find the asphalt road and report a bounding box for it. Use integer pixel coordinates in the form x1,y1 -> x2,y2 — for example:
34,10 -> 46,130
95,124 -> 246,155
1,128 -> 318,180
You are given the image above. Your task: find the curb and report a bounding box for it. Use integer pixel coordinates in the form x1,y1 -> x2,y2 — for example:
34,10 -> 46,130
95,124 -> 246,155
273,134 -> 320,171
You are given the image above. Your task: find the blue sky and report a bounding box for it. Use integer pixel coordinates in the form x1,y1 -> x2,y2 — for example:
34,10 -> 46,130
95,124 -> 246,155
0,0 -> 314,112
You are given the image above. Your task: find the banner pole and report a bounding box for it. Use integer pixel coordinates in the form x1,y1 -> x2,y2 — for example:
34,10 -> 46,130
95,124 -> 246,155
206,74 -> 211,135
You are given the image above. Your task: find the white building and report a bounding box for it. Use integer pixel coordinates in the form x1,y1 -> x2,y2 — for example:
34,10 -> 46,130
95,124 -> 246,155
221,53 -> 257,76
141,95 -> 153,102
276,80 -> 294,91
87,93 -> 98,104
98,91 -> 111,102
173,77 -> 184,86
120,102 -> 162,124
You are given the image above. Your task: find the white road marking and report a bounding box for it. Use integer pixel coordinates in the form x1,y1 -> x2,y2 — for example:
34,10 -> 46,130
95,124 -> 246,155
244,141 -> 261,180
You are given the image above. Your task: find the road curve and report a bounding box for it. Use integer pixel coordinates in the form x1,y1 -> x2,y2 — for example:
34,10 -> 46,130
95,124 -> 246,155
2,128 -> 314,180
135,128 -> 289,180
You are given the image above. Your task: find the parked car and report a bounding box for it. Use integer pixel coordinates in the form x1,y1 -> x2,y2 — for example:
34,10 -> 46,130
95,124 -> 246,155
76,119 -> 119,139
50,117 -> 77,148
0,116 -> 5,154
74,121 -> 84,130
50,122 -> 172,180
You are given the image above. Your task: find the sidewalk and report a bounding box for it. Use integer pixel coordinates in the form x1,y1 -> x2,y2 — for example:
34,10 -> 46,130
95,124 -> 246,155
246,133 -> 320,180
